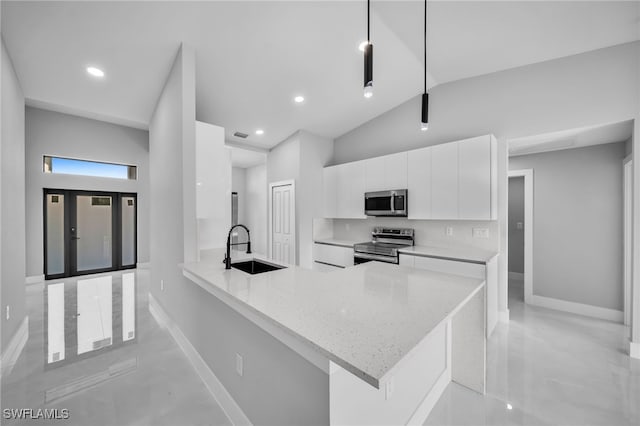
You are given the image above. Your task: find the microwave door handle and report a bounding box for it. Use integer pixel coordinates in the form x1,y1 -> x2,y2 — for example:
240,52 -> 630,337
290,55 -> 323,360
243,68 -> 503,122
390,194 -> 395,214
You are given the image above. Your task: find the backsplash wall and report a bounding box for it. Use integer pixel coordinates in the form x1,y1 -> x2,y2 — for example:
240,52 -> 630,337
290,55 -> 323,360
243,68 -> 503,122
331,218 -> 499,252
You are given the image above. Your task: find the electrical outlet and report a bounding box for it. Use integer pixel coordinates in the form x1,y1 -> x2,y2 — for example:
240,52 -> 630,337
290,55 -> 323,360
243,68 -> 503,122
473,228 -> 489,239
445,226 -> 454,237
160,279 -> 164,291
6,305 -> 10,321
385,378 -> 394,400
235,353 -> 244,377
516,222 -> 523,230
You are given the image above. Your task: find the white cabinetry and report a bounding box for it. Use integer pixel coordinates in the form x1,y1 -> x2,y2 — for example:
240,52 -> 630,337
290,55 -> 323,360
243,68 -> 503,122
323,161 -> 365,219
323,135 -> 496,220
365,152 -> 408,192
313,243 -> 354,269
407,147 -> 432,219
399,253 -> 498,337
459,135 -> 494,220
431,142 -> 459,219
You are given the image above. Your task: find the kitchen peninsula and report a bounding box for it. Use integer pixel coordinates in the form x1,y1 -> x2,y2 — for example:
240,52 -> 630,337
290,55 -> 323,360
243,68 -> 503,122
165,249 -> 486,425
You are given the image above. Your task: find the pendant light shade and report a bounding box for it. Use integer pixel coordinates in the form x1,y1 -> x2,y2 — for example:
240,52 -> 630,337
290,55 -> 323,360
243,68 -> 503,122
363,0 -> 373,98
421,0 -> 429,130
364,43 -> 373,98
421,93 -> 429,131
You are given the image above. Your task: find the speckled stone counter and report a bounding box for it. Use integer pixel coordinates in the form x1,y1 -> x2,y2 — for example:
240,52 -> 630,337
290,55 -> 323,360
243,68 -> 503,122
182,248 -> 484,389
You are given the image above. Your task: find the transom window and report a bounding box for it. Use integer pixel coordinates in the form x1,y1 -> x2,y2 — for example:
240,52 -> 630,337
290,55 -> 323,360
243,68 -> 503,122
43,156 -> 137,180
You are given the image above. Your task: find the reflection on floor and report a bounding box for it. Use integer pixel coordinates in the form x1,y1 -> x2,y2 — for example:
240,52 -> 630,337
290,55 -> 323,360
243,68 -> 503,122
425,277 -> 640,426
1,270 -> 231,426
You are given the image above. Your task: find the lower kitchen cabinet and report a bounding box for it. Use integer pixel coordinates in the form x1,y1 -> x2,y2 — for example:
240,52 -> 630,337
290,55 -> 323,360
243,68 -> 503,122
400,253 -> 498,337
313,243 -> 354,269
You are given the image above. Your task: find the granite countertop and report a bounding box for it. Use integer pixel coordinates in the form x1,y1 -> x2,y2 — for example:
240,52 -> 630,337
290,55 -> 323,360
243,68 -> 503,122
398,245 -> 498,264
182,248 -> 484,389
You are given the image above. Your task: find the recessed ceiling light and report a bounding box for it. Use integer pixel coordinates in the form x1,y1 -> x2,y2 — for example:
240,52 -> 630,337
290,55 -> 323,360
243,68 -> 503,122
255,129 -> 264,135
358,41 -> 369,52
506,403 -> 513,410
294,95 -> 305,103
86,66 -> 105,78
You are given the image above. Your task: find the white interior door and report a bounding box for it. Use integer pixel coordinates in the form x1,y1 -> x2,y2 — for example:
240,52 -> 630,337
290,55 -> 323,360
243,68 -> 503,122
77,275 -> 112,355
271,182 -> 295,264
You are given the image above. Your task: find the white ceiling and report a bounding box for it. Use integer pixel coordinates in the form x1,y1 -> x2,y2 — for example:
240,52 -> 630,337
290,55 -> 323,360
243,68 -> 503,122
508,120 -> 633,157
229,145 -> 267,169
2,1 -> 639,150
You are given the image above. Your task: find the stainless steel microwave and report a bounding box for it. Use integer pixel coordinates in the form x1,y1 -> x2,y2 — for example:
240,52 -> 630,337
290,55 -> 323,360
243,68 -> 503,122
364,189 -> 408,217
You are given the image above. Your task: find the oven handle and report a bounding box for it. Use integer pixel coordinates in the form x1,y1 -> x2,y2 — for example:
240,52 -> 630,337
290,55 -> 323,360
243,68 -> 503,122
354,252 -> 398,264
390,193 -> 395,214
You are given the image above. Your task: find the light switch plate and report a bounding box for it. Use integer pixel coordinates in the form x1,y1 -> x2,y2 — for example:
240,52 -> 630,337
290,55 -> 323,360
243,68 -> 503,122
516,222 -> 523,230
473,228 -> 489,239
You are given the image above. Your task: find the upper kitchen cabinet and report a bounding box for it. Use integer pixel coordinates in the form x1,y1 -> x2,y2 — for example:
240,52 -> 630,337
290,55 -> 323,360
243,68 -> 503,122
458,135 -> 496,220
323,160 -> 366,219
408,134 -> 497,220
431,142 -> 459,219
365,152 -> 408,192
407,146 -> 432,219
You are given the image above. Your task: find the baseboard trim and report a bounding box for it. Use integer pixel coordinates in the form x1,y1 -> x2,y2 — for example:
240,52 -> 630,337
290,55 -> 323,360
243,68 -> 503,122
1,316 -> 29,377
508,272 -> 524,280
529,295 -> 623,323
498,309 -> 510,323
630,341 -> 640,359
25,275 -> 44,285
136,262 -> 151,269
406,368 -> 451,426
148,293 -> 252,426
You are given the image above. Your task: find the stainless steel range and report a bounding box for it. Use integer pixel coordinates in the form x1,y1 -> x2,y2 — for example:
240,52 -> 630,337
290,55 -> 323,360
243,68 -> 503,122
354,227 -> 415,265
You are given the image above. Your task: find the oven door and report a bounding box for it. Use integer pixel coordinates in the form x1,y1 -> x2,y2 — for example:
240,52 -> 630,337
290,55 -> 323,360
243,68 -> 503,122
364,190 -> 407,217
354,252 -> 398,265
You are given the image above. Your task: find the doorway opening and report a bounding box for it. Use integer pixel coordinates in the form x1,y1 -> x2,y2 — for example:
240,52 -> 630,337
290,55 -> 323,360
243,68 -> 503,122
44,189 -> 137,280
508,170 -> 533,309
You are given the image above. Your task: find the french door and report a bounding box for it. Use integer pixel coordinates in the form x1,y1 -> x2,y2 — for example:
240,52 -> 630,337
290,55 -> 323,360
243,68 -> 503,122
44,189 -> 137,279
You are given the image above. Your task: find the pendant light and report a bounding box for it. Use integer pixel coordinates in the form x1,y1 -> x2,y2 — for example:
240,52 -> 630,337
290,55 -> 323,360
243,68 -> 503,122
363,0 -> 373,98
421,0 -> 429,130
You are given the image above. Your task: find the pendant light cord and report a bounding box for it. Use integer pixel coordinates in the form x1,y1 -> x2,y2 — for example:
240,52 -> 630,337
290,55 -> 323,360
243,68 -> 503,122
367,0 -> 370,42
424,0 -> 427,93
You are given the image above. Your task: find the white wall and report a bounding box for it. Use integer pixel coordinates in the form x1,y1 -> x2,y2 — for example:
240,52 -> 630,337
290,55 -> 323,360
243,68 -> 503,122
1,37 -> 26,352
333,41 -> 640,321
24,107 -> 150,276
232,167 -> 246,225
245,164 -> 267,255
510,143 -> 626,311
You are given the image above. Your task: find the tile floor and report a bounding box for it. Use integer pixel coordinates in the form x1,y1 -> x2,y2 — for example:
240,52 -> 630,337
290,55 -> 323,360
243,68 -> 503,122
2,273 -> 639,426
1,270 -> 231,426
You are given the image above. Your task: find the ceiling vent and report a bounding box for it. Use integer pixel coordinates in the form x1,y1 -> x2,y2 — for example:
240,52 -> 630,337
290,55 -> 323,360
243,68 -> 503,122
233,131 -> 249,139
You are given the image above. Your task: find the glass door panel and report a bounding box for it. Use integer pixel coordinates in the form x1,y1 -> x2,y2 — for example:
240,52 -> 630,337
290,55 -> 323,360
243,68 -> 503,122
46,193 -> 66,276
77,275 -> 113,355
75,195 -> 113,272
121,196 -> 136,267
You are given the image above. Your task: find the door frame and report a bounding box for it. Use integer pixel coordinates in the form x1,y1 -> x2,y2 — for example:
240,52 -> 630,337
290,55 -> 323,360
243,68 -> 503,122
508,169 -> 534,304
268,180 -> 296,263
624,155 -> 633,327
43,189 -> 137,279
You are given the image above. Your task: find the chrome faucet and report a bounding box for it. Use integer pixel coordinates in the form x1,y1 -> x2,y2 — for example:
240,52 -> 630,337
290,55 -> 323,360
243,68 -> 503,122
224,224 -> 252,269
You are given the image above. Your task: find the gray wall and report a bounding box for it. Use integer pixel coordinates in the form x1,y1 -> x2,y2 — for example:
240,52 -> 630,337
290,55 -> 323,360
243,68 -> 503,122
149,45 -> 326,424
508,177 -> 525,274
232,167 -> 246,226
334,42 -> 638,164
1,37 -> 26,351
24,107 -> 150,276
510,142 -> 626,311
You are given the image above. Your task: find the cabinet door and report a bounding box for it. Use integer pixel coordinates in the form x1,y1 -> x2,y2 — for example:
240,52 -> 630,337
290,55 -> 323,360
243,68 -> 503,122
407,147 -> 431,219
337,161 -> 366,218
459,136 -> 492,220
385,152 -> 408,189
323,166 -> 338,218
431,142 -> 459,219
365,156 -> 386,192
399,254 -> 415,267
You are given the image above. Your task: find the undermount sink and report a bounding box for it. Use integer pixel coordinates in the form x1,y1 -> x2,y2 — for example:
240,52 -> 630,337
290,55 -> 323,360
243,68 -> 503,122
231,260 -> 286,275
